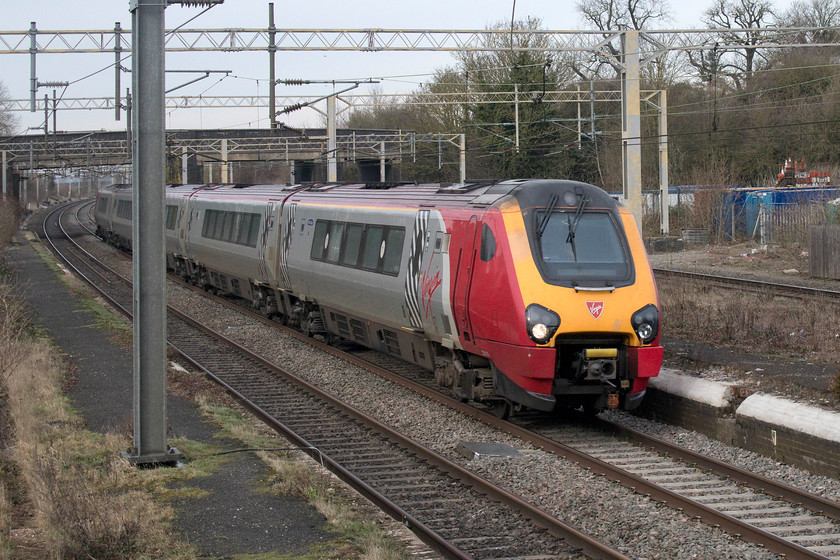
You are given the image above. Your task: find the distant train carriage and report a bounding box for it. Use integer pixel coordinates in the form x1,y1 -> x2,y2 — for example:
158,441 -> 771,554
95,179 -> 663,417
94,184 -> 134,251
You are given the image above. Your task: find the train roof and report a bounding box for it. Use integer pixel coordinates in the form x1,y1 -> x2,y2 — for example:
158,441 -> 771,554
102,180 -> 618,210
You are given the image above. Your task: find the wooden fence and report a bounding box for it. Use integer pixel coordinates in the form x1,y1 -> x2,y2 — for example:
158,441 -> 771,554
808,225 -> 840,279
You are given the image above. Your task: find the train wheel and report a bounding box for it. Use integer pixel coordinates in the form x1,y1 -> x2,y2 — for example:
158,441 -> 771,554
491,400 -> 512,420
301,314 -> 314,337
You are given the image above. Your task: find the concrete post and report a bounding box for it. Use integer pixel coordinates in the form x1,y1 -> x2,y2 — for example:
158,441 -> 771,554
459,134 -> 466,184
327,95 -> 337,182
181,145 -> 188,184
221,138 -> 229,183
658,90 -> 669,235
621,30 -> 643,230
126,0 -> 179,465
380,141 -> 386,182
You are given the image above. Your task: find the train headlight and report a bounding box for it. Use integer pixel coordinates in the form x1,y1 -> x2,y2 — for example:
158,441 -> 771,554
631,304 -> 659,344
526,304 -> 560,345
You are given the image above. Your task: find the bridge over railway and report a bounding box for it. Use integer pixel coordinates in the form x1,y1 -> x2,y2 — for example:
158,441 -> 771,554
0,127 -> 467,206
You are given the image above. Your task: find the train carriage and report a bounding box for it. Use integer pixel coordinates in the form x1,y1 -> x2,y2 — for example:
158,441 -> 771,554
95,179 -> 663,417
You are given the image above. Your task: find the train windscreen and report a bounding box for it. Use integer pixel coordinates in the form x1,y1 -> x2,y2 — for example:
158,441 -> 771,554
536,211 -> 631,282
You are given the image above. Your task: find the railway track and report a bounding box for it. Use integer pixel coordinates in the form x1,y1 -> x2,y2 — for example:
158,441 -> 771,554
53,199 -> 840,559
44,200 -> 631,559
652,267 -> 840,300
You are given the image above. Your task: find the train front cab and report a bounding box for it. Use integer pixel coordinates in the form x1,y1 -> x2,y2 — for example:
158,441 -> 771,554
468,180 -> 663,414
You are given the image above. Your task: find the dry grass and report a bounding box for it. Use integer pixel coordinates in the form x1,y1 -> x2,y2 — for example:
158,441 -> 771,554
0,258 -> 196,559
192,395 -> 413,560
0,484 -> 10,560
2,340 -> 195,559
661,279 -> 840,361
0,198 -> 18,251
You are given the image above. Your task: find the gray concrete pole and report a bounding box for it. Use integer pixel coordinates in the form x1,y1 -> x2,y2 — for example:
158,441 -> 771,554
29,22 -> 37,113
459,134 -> 466,184
126,0 -> 179,465
514,83 -> 520,153
221,138 -> 229,182
658,90 -> 670,236
621,30 -> 643,230
380,141 -> 385,181
268,3 -> 276,129
181,145 -> 188,183
327,95 -> 337,182
115,22 -> 122,122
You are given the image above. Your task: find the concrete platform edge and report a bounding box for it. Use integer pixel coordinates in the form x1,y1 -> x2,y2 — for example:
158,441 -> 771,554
638,369 -> 840,478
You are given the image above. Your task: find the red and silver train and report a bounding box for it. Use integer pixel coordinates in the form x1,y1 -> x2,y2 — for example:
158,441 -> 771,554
94,179 -> 663,417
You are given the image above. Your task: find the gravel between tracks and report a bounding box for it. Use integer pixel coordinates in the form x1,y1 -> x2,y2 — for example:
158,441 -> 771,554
93,237 -> 840,560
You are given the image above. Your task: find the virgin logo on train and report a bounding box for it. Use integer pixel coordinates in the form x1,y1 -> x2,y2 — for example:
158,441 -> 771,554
586,301 -> 604,319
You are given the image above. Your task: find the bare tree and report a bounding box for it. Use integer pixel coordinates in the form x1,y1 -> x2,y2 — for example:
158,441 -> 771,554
778,0 -> 840,42
575,0 -> 673,78
699,0 -> 776,88
0,81 -> 18,136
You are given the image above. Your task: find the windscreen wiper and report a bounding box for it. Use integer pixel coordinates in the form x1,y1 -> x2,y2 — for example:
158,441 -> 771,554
566,193 -> 587,261
537,193 -> 559,237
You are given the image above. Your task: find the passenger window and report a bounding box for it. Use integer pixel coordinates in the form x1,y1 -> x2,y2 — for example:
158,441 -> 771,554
213,211 -> 225,239
311,220 -> 328,260
342,223 -> 363,266
382,228 -> 405,275
247,213 -> 261,247
203,210 -> 216,238
165,205 -> 178,230
361,226 -> 384,270
325,222 -> 345,263
229,213 -> 243,243
238,214 -> 252,245
480,223 -> 496,262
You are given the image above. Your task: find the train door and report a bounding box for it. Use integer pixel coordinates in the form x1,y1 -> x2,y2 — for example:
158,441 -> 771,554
403,209 -> 431,331
257,201 -> 276,281
452,215 -> 478,343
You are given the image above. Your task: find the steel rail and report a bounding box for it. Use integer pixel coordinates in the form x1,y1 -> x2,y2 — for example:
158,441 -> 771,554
653,267 -> 840,300
596,418 -> 840,522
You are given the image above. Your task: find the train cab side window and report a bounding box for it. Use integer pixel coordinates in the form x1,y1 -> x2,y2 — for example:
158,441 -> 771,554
480,223 -> 496,262
165,205 -> 178,230
97,197 -> 109,214
433,232 -> 451,254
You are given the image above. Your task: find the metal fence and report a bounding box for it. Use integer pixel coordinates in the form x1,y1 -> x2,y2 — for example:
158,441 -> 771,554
757,203 -> 827,244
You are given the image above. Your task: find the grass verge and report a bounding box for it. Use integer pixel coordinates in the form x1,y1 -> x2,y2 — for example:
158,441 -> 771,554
1,229 -> 413,558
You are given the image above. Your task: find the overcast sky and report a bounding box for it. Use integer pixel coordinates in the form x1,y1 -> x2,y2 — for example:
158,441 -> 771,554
2,0 -> 794,134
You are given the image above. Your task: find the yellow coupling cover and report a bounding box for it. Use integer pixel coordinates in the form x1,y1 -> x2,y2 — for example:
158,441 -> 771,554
584,348 -> 618,359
